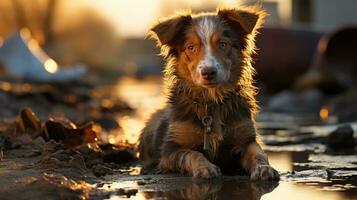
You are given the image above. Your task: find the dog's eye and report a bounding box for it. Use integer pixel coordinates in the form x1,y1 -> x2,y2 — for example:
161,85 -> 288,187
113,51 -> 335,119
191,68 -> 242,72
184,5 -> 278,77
219,41 -> 228,49
187,45 -> 196,53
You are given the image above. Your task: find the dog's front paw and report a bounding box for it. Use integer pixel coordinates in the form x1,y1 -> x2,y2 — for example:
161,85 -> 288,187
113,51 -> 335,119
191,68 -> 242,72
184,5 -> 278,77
193,163 -> 221,179
250,165 -> 280,181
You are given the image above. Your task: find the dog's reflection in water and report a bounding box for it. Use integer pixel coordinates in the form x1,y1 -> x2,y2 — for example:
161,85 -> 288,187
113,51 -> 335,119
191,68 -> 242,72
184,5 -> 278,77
142,179 -> 278,200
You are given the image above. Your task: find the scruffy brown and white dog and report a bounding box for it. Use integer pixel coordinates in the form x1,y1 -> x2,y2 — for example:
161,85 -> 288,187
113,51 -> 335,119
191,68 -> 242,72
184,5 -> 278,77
139,6 -> 280,181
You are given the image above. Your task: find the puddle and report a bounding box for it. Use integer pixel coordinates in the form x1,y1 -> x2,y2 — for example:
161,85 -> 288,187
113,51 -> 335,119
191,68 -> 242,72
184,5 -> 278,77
109,76 -> 357,200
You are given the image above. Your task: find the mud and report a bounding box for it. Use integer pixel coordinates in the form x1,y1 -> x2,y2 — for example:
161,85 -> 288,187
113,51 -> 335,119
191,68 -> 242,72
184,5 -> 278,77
0,77 -> 356,200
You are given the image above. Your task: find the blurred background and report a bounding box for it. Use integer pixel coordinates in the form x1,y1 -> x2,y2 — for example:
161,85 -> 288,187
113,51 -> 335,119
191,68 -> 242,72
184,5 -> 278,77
1,0 -> 357,142
0,1 -> 357,200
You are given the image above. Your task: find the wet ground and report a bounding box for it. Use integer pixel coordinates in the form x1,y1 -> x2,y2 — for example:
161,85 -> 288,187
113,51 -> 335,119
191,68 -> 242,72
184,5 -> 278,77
0,76 -> 356,200
106,77 -> 357,200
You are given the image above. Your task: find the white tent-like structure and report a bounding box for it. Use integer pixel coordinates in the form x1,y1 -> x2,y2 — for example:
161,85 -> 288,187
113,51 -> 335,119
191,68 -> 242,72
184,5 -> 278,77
0,29 -> 86,82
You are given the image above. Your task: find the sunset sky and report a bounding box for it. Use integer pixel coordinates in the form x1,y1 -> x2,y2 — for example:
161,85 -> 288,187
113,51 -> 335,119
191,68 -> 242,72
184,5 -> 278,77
89,0 -> 263,37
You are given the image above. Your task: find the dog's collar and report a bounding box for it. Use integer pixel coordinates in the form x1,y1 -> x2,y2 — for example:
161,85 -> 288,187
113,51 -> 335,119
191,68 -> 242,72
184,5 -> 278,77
200,103 -> 213,151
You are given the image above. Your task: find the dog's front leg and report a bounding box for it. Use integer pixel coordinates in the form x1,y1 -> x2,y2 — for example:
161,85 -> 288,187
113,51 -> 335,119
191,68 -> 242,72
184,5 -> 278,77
232,120 -> 279,181
241,142 -> 280,181
158,142 -> 221,178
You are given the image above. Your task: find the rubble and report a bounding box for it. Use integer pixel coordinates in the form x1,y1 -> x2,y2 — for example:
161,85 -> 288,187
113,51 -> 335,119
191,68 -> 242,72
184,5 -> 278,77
327,124 -> 355,148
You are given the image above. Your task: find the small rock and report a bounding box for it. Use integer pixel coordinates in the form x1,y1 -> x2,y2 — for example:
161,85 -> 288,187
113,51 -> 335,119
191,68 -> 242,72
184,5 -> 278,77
327,124 -> 355,148
22,149 -> 42,158
326,169 -> 335,179
0,148 -> 3,161
40,156 -> 66,167
77,143 -> 102,158
69,154 -> 87,170
42,140 -> 63,156
99,144 -> 136,164
137,181 -> 146,186
16,107 -> 42,137
92,164 -> 113,177
94,116 -> 120,131
32,136 -> 46,148
43,119 -> 97,148
116,188 -> 138,198
0,135 -> 12,150
85,158 -> 104,169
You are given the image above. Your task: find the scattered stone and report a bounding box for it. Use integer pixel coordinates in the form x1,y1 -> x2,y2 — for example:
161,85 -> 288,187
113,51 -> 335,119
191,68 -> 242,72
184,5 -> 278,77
69,154 -> 87,171
16,107 -> 42,137
327,124 -> 355,148
42,140 -> 63,156
22,149 -> 41,158
102,147 -> 136,164
137,181 -> 146,186
0,148 -> 3,161
96,183 -> 105,188
93,116 -> 120,131
116,188 -> 138,198
85,158 -> 104,169
326,169 -> 335,179
77,143 -> 102,157
40,156 -> 66,168
295,154 -> 357,169
0,134 -> 12,150
92,164 -> 113,177
43,119 -> 97,148
32,136 -> 46,148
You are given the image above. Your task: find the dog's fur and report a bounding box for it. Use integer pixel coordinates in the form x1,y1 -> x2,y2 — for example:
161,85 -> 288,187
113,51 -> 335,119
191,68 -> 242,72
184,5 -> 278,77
139,6 -> 279,181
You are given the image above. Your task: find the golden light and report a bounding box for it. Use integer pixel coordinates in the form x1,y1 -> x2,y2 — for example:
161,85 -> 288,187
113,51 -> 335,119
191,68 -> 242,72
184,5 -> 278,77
1,82 -> 12,92
20,28 -> 31,39
118,115 -> 145,144
44,59 -> 58,73
108,134 -> 116,144
21,83 -> 32,93
28,39 -> 40,51
320,108 -> 329,120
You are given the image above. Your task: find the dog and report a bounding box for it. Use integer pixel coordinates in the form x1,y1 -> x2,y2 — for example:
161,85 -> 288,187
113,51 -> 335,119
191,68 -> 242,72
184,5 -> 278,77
138,6 -> 280,181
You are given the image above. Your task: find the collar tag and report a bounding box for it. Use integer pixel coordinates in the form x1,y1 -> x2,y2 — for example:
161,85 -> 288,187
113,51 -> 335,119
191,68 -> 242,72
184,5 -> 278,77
202,115 -> 213,150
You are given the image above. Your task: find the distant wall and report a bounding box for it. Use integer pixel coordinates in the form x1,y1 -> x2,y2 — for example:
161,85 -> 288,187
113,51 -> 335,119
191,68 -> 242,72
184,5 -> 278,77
312,0 -> 357,30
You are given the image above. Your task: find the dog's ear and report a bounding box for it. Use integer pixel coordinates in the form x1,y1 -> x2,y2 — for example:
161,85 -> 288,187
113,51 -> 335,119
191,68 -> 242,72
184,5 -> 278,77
149,14 -> 192,47
217,6 -> 266,34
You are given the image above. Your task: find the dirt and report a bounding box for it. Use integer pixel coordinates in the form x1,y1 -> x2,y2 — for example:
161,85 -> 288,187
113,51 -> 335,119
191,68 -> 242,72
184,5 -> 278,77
0,77 -> 356,200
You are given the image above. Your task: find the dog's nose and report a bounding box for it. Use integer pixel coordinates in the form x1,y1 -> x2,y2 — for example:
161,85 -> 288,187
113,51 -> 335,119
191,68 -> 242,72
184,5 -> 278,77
201,67 -> 217,81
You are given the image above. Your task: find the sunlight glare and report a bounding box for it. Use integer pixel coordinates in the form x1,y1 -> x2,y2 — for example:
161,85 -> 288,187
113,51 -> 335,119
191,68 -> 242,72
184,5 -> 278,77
320,108 -> 329,120
44,59 -> 58,74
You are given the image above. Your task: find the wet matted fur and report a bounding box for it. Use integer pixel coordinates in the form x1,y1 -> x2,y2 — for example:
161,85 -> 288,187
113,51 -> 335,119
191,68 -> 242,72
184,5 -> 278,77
139,6 -> 279,181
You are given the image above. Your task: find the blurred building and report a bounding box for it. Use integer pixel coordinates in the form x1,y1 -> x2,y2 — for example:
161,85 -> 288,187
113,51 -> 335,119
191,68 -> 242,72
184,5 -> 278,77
291,0 -> 357,30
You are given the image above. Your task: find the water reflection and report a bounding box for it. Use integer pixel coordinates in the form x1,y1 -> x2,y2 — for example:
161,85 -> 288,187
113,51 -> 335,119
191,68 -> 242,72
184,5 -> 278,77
140,179 -> 278,200
111,76 -> 354,200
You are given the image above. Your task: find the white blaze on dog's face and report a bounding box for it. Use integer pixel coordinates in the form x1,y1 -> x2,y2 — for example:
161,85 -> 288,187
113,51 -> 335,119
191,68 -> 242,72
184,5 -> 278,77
183,15 -> 234,88
150,8 -> 264,88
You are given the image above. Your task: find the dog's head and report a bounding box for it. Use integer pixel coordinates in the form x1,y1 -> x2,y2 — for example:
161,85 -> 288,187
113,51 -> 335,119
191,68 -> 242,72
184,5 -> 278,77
149,6 -> 266,89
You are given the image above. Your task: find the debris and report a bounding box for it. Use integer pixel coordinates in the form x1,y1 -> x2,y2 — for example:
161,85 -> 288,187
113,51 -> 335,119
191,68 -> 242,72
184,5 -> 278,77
0,134 -> 12,150
69,154 -> 87,171
43,119 -> 97,148
93,116 -> 120,131
327,124 -> 355,148
99,143 -> 137,164
92,164 -> 113,177
32,136 -> 46,148
295,154 -> 357,169
116,188 -> 138,198
42,140 -> 64,156
16,107 -> 42,137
